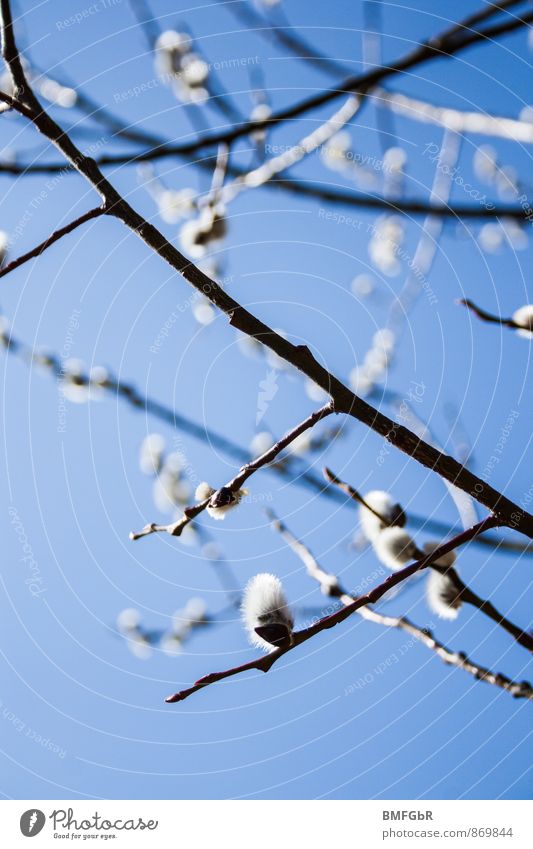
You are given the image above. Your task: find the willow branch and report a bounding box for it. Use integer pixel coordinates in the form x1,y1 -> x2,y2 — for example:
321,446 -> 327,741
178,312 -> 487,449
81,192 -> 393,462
165,515 -> 501,702
221,95 -> 362,203
322,463 -> 533,554
3,154 -> 530,221
432,565 -> 533,650
1,84 -> 529,221
267,510 -> 533,699
129,403 -> 334,540
322,466 -> 397,526
0,206 -> 105,280
2,4 -> 532,537
458,298 -> 528,330
221,0 -> 533,143
273,485 -> 531,652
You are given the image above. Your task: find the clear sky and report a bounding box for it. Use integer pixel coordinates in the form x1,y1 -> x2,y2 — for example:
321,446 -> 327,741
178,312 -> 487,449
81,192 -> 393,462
0,0 -> 531,800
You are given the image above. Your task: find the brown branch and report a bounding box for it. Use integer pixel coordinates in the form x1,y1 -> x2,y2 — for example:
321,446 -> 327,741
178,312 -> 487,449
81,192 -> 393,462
458,298 -> 527,330
129,403 -> 333,540
3,154 -> 531,220
0,206 -> 105,280
270,505 -> 532,652
165,515 -> 501,702
2,3 -> 532,538
267,510 -> 533,699
434,566 -> 533,650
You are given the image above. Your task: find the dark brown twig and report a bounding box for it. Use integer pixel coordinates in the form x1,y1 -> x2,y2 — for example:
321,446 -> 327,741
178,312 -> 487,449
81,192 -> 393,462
433,565 -> 533,650
323,466 -> 397,526
0,206 -> 105,280
458,298 -> 529,330
267,509 -> 533,699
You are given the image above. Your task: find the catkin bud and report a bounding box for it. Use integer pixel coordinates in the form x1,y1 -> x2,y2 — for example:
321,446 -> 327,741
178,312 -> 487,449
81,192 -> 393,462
359,490 -> 405,542
206,486 -> 247,520
372,526 -> 417,571
241,573 -> 294,651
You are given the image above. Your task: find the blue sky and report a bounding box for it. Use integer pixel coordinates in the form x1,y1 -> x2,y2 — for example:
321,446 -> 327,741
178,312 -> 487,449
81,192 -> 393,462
0,0 -> 531,800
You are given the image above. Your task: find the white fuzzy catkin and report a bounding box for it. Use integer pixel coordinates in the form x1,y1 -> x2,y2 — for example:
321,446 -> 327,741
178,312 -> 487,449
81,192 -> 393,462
426,570 -> 462,620
139,433 -> 165,475
513,304 -> 533,339
424,542 -> 461,620
359,490 -> 401,542
241,573 -> 294,652
373,526 -> 417,571
195,481 -> 215,502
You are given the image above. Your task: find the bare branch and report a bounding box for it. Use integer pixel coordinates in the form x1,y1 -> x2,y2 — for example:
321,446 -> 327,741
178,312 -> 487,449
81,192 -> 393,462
434,565 -> 533,650
129,403 -> 334,540
165,515 -> 501,703
458,298 -> 529,331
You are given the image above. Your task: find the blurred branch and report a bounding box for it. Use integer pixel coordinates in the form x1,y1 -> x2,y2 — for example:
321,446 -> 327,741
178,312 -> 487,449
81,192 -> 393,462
127,0 -> 244,125
5,4 -> 531,171
221,95 -> 362,202
2,2 -> 532,538
221,0 -> 533,143
268,509 -> 533,698
3,154 -> 530,220
1,326 -> 529,554
374,87 -> 533,143
165,514 -> 502,702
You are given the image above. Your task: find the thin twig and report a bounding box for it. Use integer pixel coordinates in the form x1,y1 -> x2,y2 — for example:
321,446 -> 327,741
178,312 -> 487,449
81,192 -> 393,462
129,403 -> 334,540
323,466 -> 397,526
458,298 -> 528,330
433,565 -> 533,650
165,514 -> 501,702
0,206 -> 105,280
267,509 -> 533,699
